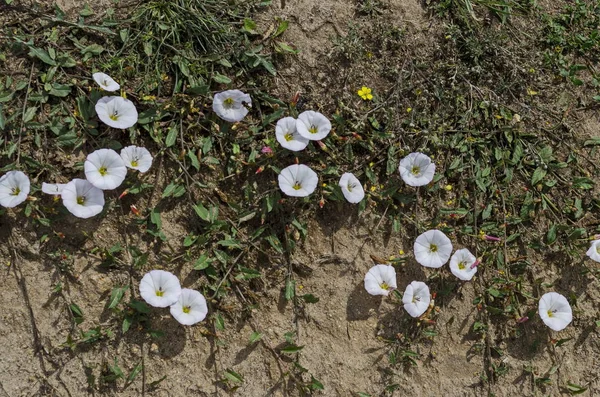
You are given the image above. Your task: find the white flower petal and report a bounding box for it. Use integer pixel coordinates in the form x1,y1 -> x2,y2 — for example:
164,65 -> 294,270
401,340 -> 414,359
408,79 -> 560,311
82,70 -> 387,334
61,179 -> 105,218
339,172 -> 365,204
364,264 -> 397,296
399,152 -> 436,187
402,281 -> 431,318
95,96 -> 138,129
275,117 -> 309,151
278,164 -> 319,197
139,270 -> 182,308
586,240 -> 600,263
92,72 -> 120,92
414,229 -> 453,268
296,111 -> 331,141
120,145 -> 153,173
449,248 -> 477,281
42,182 -> 66,195
212,90 -> 252,122
0,171 -> 30,208
538,292 -> 572,331
85,148 -> 128,190
170,288 -> 208,325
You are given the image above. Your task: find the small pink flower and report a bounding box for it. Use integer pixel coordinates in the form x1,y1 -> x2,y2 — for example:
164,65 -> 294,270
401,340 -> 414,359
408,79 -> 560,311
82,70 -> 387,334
470,259 -> 481,270
484,235 -> 501,242
516,316 -> 529,324
261,146 -> 273,155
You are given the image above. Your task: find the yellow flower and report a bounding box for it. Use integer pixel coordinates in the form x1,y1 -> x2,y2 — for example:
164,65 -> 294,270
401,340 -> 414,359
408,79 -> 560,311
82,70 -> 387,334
357,86 -> 373,101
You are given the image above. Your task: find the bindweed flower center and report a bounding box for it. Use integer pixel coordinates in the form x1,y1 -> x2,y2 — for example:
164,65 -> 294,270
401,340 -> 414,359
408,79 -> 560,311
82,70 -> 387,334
458,261 -> 466,270
109,109 -> 119,121
284,133 -> 293,142
156,287 -> 164,297
99,166 -> 108,176
131,157 -> 139,167
183,306 -> 191,314
292,182 -> 302,190
412,295 -> 421,303
309,125 -> 318,134
380,282 -> 389,290
77,196 -> 85,205
347,183 -> 356,192
596,245 -> 600,254
11,187 -> 20,196
411,166 -> 421,175
223,97 -> 234,108
429,244 -> 438,253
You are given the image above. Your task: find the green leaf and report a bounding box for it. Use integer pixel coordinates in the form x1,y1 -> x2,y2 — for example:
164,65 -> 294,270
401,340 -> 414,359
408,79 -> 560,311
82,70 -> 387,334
566,382 -> 587,394
223,369 -> 244,383
213,74 -> 231,84
218,239 -> 242,249
285,279 -> 295,301
122,316 -> 132,333
242,18 -> 258,35
165,125 -> 177,147
81,44 -> 104,55
126,363 -> 142,382
531,167 -> 546,185
49,83 -> 72,97
215,313 -> 225,331
193,254 -> 213,270
193,202 -> 210,221
248,332 -> 263,344
79,3 -> 94,16
309,376 -> 324,390
108,286 -> 127,309
280,344 -> 303,354
28,47 -> 56,65
301,294 -> 319,304
274,19 -> 289,37
129,300 -> 150,314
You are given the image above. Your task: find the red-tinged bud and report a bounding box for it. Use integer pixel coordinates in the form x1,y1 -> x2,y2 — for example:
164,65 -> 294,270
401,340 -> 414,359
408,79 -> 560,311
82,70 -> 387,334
119,189 -> 129,199
261,146 -> 273,155
130,204 -> 141,217
319,199 -> 325,209
484,235 -> 501,242
278,199 -> 285,204
516,316 -> 529,324
255,166 -> 265,174
316,140 -> 328,152
294,157 -> 299,165
470,259 -> 481,269
291,91 -> 300,106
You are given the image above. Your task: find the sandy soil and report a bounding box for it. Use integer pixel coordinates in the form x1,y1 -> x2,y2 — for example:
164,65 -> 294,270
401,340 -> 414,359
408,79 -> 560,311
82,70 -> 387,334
2,0 -> 600,396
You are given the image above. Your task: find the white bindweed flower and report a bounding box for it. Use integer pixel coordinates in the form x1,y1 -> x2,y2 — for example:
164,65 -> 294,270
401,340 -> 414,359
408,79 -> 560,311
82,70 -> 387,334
449,248 -> 477,281
170,288 -> 208,326
414,229 -> 453,268
120,145 -> 153,173
403,281 -> 431,318
275,117 -> 309,151
296,110 -> 331,141
399,152 -> 436,187
278,164 -> 319,197
95,96 -> 138,129
586,239 -> 600,263
92,72 -> 120,92
85,149 -> 127,190
139,270 -> 182,308
364,264 -> 397,296
0,171 -> 30,208
61,179 -> 105,218
538,292 -> 572,331
212,89 -> 252,122
42,182 -> 66,195
339,172 -> 365,204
